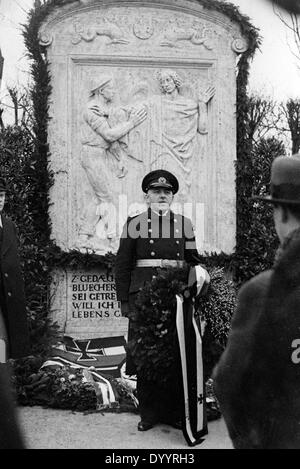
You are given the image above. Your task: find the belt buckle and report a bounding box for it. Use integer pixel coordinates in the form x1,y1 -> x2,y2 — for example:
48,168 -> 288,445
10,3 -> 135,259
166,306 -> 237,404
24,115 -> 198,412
161,259 -> 169,268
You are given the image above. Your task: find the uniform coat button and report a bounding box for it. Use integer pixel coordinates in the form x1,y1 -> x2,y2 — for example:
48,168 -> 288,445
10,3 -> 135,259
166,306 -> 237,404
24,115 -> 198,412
176,241 -> 180,245
7,292 -> 12,297
4,273 -> 8,278
177,253 -> 180,257
151,252 -> 155,256
175,229 -> 179,233
149,240 -> 154,244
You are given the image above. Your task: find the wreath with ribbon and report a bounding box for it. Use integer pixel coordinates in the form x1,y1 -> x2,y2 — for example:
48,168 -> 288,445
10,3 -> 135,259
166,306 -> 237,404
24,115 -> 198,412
128,266 -> 237,384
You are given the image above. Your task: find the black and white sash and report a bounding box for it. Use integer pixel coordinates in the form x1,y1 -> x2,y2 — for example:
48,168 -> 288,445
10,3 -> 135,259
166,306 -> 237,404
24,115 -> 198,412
176,265 -> 210,446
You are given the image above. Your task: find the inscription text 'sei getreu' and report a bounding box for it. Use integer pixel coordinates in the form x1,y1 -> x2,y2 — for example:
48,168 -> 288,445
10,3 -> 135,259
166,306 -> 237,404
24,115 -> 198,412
70,273 -> 121,319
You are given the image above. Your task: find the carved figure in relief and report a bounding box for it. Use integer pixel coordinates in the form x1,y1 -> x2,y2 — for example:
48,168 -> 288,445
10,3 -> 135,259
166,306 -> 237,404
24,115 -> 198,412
160,22 -> 214,49
72,18 -> 129,45
78,76 -> 147,250
148,69 -> 215,199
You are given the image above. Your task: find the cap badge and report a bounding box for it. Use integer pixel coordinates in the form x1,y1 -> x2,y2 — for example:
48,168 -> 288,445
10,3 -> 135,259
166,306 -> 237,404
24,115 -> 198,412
158,177 -> 167,184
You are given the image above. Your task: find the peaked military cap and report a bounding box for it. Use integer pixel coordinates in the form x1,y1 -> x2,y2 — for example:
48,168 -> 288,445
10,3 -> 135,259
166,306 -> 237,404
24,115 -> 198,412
142,169 -> 179,194
0,177 -> 7,192
254,153 -> 300,205
90,75 -> 113,95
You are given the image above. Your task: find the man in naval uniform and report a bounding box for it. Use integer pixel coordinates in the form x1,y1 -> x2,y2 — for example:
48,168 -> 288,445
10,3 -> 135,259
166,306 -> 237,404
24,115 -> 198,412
115,169 -> 204,432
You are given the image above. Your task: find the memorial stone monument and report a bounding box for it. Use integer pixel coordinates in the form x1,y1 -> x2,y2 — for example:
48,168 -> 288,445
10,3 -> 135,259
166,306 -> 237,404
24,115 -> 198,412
39,0 -> 249,339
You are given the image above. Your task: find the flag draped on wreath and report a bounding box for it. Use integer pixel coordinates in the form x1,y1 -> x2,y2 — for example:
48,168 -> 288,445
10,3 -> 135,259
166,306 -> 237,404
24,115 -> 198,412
176,265 -> 210,446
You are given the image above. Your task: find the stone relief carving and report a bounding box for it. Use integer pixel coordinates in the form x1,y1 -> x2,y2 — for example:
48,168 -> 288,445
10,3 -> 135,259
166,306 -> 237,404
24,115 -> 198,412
152,69 -> 215,199
38,5 -> 249,61
39,31 -> 53,47
78,75 -> 147,251
133,16 -> 154,40
77,69 -> 214,251
160,20 -> 214,49
71,18 -> 130,45
231,37 -> 248,53
126,69 -> 215,202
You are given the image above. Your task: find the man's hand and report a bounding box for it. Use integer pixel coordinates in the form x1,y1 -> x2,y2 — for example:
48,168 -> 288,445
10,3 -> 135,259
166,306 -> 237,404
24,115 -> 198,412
129,107 -> 147,128
90,105 -> 108,117
198,86 -> 215,104
121,301 -> 130,317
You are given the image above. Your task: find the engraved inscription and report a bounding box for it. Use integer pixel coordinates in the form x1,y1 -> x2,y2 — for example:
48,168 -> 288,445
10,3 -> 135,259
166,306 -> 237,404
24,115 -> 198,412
70,272 -> 121,320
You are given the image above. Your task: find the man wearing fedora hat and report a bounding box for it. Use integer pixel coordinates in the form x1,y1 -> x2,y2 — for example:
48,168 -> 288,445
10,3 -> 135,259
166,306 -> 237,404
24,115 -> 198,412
79,75 -> 147,249
0,176 -> 30,363
213,153 -> 300,448
115,169 -> 208,433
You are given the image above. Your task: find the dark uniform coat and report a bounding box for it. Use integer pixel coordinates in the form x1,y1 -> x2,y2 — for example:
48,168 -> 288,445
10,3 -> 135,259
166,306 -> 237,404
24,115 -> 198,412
213,232 -> 300,449
115,208 -> 201,304
115,209 -> 201,368
115,207 -> 201,424
0,215 -> 30,358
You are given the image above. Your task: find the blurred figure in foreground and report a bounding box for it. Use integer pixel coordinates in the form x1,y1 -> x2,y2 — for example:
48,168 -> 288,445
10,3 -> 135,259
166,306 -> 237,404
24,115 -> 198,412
0,176 -> 30,363
214,154 -> 300,448
0,364 -> 25,448
0,176 -> 29,448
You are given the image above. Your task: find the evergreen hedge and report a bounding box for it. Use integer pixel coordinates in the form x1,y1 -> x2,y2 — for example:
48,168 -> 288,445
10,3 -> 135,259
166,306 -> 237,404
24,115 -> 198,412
234,136 -> 286,283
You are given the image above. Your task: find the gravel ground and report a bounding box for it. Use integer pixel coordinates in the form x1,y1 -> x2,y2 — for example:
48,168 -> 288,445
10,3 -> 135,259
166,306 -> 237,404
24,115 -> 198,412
16,406 -> 233,449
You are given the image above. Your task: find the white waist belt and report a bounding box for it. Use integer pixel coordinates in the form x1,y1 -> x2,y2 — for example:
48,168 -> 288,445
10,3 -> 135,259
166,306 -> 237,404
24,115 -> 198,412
136,259 -> 186,268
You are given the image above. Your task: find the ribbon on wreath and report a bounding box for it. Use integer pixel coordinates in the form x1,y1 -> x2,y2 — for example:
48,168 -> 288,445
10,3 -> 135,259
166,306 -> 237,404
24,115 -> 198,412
176,265 -> 210,446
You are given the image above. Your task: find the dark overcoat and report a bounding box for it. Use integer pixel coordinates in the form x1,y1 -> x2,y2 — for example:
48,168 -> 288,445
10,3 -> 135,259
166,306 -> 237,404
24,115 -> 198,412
0,364 -> 25,448
115,208 -> 201,375
213,233 -> 300,449
0,216 -> 30,358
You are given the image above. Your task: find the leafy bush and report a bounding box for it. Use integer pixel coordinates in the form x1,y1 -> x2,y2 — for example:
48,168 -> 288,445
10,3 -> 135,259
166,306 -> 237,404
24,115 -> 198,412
234,137 -> 285,283
0,125 -> 60,355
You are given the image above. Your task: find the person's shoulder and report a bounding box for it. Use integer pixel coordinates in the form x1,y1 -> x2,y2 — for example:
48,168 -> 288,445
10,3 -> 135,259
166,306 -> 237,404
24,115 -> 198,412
2,214 -> 14,226
175,213 -> 194,236
229,271 -> 273,331
125,210 -> 148,226
238,270 -> 273,301
127,210 -> 147,220
1,215 -> 17,235
175,213 -> 192,224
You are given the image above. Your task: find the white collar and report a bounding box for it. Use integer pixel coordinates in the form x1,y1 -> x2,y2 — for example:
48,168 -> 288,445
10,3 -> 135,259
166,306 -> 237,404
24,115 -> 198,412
152,209 -> 169,217
0,215 -> 2,228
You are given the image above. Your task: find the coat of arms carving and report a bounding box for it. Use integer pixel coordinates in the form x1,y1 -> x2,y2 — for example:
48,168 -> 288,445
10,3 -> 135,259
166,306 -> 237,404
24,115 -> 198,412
133,17 -> 154,40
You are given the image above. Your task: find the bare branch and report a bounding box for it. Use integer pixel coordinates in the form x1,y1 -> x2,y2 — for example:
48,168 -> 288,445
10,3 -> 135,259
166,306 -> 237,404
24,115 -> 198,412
0,108 -> 4,131
280,98 -> 300,153
5,85 -> 34,129
274,6 -> 300,65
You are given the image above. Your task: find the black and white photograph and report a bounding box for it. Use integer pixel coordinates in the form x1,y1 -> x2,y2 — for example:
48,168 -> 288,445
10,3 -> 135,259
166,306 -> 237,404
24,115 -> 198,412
1,0 -> 300,453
